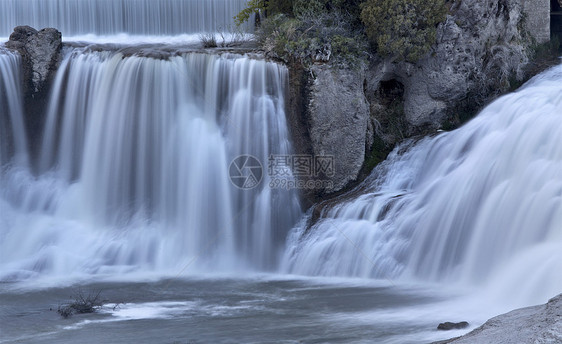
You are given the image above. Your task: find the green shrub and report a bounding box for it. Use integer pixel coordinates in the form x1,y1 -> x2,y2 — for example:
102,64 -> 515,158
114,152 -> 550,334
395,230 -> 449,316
258,12 -> 367,68
292,0 -> 327,17
360,0 -> 447,62
234,0 -> 264,26
234,0 -> 294,26
268,0 -> 295,16
237,0 -> 366,67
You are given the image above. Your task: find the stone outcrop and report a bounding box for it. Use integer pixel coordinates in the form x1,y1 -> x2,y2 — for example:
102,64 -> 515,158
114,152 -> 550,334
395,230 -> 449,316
370,0 -> 536,129
438,321 -> 470,331
6,26 -> 62,95
306,64 -> 370,193
289,0 -> 550,198
5,26 -> 62,157
434,294 -> 562,344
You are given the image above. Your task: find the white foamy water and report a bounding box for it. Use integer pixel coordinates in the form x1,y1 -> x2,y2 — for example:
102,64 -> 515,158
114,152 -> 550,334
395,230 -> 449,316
283,63 -> 562,307
0,49 -> 27,167
0,49 -> 301,282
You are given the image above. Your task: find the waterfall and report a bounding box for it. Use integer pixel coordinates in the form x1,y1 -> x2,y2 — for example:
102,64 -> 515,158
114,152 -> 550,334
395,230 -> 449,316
283,64 -> 562,304
0,49 -> 301,280
0,48 -> 27,167
0,0 -> 250,37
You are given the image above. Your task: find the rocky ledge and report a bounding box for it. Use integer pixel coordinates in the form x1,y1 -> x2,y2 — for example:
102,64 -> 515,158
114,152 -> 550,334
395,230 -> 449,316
434,294 -> 562,344
6,25 -> 62,95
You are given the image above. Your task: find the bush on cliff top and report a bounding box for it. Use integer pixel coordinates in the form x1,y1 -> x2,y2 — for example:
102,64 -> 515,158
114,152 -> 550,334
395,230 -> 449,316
236,0 -> 447,64
234,0 -> 295,26
258,12 -> 367,67
240,0 -> 366,67
360,0 -> 447,62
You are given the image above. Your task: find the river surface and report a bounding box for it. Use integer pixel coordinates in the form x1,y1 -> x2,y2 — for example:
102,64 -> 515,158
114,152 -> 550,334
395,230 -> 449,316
0,275 -> 482,344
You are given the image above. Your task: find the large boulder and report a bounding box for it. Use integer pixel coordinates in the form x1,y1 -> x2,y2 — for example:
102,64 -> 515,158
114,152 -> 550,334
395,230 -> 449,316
6,25 -> 62,95
395,0 -> 532,127
306,64 -> 370,193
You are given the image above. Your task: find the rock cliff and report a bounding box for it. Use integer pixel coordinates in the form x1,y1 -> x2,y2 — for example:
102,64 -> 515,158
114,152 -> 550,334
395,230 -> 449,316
306,64 -> 370,193
289,0 -> 551,197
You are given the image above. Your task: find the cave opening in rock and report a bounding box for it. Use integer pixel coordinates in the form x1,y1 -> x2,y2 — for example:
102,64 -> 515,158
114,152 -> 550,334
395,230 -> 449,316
378,79 -> 404,106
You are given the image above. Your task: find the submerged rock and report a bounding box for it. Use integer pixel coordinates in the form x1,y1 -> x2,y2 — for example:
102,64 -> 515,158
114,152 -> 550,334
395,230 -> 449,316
434,294 -> 562,343
437,321 -> 469,330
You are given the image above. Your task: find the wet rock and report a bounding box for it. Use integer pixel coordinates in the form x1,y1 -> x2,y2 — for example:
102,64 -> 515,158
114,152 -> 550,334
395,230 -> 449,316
438,321 -> 470,330
307,64 -> 370,193
6,25 -> 62,94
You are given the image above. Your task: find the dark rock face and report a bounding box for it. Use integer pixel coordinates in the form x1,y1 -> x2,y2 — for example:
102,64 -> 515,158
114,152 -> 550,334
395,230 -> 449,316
438,321 -> 470,331
307,64 -> 370,194
285,63 -> 370,199
5,26 -> 62,158
6,25 -> 62,94
285,63 -> 316,206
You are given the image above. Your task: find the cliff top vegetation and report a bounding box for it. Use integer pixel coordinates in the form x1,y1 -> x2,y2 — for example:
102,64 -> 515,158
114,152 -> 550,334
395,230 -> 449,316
235,0 -> 448,65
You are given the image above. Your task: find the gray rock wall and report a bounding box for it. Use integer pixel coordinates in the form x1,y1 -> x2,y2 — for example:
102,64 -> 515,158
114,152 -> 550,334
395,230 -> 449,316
293,0 -> 550,197
395,0 -> 532,127
307,64 -> 370,193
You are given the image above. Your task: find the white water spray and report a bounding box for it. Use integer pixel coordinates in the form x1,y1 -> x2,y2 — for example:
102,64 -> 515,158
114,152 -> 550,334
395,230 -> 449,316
283,64 -> 562,305
0,49 -> 27,167
0,50 -> 301,281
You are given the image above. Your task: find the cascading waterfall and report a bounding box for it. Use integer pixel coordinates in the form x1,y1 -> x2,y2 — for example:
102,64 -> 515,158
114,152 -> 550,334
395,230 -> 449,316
0,49 -> 301,280
0,48 -> 27,167
0,0 -> 250,37
283,65 -> 562,304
